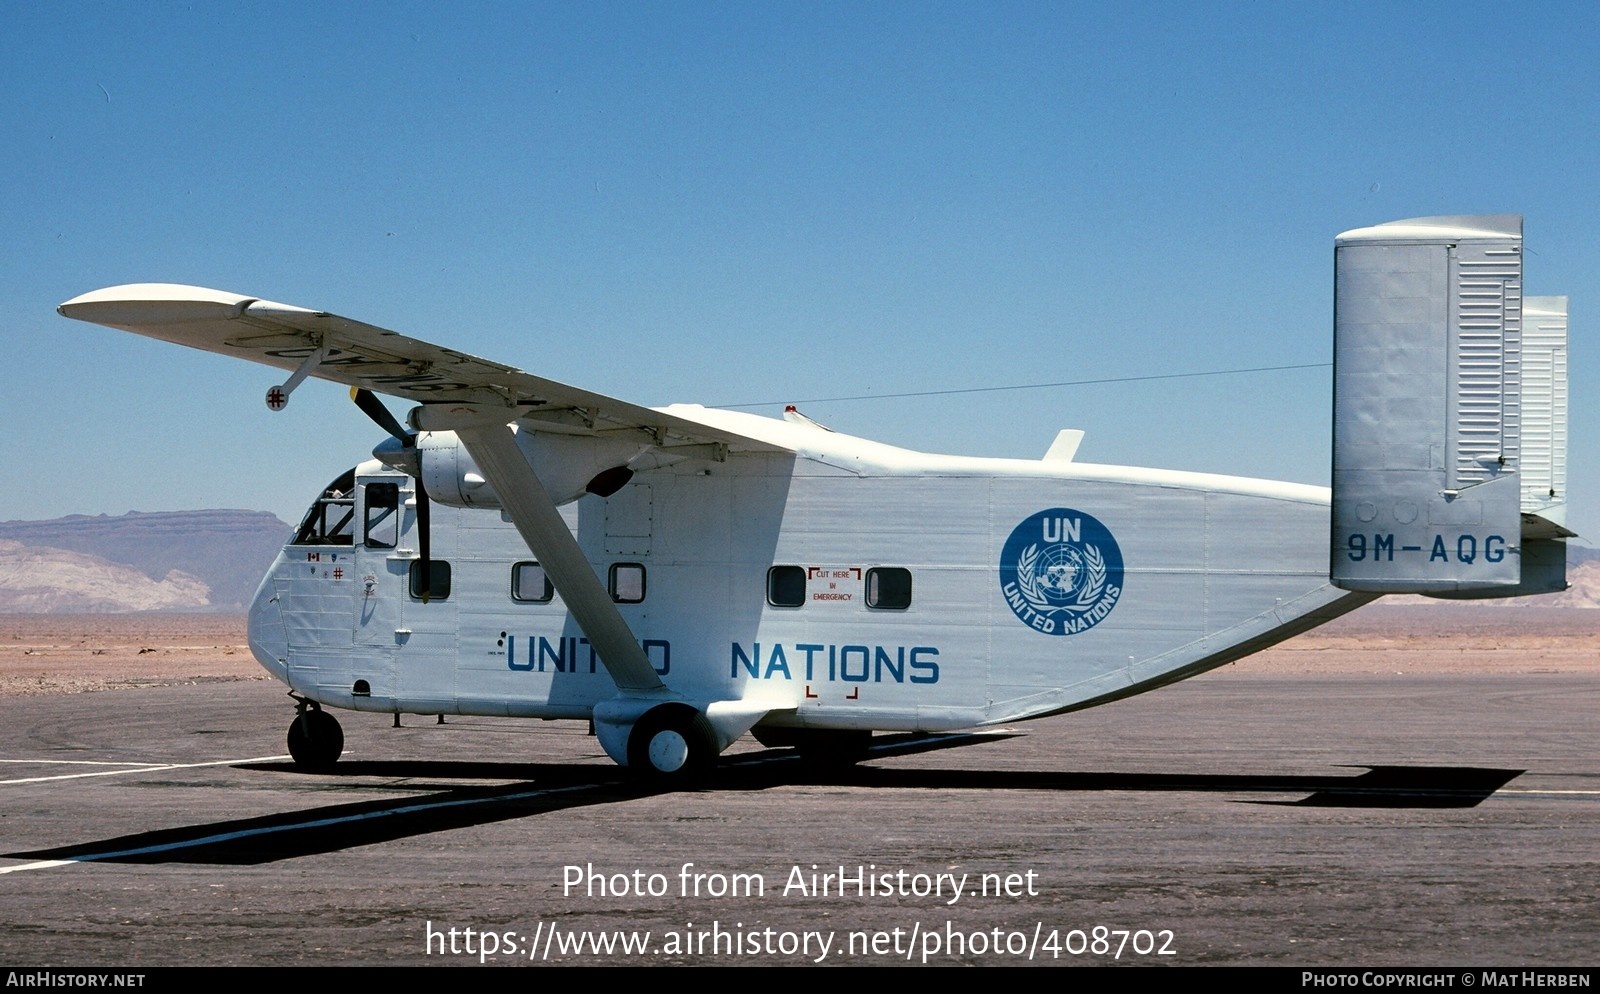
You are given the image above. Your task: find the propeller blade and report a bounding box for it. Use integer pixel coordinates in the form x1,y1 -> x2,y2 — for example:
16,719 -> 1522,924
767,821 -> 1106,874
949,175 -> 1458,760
350,387 -> 411,443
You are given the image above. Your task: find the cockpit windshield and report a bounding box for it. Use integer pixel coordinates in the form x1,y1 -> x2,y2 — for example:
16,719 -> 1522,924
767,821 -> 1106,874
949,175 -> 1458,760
292,468 -> 357,545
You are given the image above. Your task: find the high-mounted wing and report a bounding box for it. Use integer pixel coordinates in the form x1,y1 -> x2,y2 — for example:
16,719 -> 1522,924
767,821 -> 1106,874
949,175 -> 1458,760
57,283 -> 789,454
60,284 -> 790,750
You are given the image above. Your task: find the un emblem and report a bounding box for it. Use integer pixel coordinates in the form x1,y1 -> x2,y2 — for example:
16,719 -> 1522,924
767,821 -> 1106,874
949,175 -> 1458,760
999,508 -> 1124,636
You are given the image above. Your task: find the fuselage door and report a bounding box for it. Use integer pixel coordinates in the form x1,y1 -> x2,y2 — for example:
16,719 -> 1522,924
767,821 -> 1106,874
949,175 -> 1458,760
354,478 -> 405,647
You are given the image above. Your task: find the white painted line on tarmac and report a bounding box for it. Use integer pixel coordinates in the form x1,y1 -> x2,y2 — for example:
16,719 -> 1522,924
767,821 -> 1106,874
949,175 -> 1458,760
0,755 -> 290,785
0,759 -> 170,766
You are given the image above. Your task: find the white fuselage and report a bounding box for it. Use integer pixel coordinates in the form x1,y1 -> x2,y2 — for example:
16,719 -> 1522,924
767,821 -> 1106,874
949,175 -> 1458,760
247,408 -> 1368,734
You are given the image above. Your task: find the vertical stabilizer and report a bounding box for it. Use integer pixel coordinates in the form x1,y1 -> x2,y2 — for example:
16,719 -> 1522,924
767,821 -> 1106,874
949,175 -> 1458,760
1331,215 -> 1525,592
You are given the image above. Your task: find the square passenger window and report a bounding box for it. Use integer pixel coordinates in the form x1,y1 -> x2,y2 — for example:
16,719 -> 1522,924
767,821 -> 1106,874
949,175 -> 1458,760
408,560 -> 451,600
610,563 -> 646,604
866,567 -> 912,609
512,561 -> 554,603
767,565 -> 806,607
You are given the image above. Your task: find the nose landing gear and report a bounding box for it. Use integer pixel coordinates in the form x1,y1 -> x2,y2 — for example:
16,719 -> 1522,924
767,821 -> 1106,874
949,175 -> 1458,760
287,697 -> 344,769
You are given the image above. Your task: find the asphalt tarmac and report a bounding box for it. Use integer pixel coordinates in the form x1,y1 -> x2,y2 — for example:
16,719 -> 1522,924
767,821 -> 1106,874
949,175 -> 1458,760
1,670 -> 1595,967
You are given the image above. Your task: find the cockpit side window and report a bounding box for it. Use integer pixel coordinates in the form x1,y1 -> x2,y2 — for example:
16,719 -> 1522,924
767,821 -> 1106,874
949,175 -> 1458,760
363,482 -> 400,549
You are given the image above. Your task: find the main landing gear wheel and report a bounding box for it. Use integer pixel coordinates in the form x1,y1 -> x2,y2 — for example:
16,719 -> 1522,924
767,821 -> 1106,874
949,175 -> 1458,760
287,705 -> 344,769
627,705 -> 715,783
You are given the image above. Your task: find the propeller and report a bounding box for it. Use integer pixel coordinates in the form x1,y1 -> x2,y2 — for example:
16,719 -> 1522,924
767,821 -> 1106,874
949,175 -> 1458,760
352,387 -> 434,602
352,386 -> 409,442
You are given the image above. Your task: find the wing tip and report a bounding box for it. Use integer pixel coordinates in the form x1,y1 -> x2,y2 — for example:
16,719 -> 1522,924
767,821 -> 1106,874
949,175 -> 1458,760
58,284 -> 257,326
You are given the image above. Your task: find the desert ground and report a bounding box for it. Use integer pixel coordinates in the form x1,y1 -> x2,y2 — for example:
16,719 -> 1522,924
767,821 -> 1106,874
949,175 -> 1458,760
0,612 -> 261,696
2,604 -> 1595,697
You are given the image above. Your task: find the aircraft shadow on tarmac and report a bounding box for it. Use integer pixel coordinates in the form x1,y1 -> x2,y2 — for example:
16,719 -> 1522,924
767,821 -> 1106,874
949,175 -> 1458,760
5,733 -> 1522,867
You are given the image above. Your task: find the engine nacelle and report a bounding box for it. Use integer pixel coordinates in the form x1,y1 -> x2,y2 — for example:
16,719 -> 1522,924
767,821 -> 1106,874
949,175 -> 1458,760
415,428 -> 654,508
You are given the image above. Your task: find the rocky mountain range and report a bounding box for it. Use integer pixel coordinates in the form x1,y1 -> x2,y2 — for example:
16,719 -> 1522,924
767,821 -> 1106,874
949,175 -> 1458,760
0,510 -> 292,612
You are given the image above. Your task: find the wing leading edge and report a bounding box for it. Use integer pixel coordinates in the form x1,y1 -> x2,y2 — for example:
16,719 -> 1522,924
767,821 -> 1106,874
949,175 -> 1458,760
57,283 -> 791,455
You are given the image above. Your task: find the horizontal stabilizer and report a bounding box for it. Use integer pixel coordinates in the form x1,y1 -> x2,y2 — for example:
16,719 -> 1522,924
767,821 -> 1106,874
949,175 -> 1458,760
1331,215 -> 1555,593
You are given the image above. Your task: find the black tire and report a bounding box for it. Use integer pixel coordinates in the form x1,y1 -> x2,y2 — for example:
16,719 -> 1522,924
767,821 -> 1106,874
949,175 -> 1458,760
287,708 -> 344,769
626,705 -> 715,782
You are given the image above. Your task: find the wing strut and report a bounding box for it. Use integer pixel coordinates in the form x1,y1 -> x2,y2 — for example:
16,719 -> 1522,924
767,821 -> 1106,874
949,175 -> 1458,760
446,418 -> 667,694
267,344 -> 331,410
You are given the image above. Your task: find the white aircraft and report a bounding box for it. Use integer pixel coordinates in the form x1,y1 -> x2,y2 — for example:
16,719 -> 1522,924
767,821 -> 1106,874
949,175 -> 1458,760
58,215 -> 1571,780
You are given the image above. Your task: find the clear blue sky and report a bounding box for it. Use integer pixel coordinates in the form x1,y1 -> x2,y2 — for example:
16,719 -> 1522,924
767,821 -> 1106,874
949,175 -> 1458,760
5,1 -> 1597,542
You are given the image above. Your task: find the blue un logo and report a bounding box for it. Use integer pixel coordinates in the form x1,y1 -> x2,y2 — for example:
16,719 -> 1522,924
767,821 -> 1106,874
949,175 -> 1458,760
999,508 -> 1125,636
